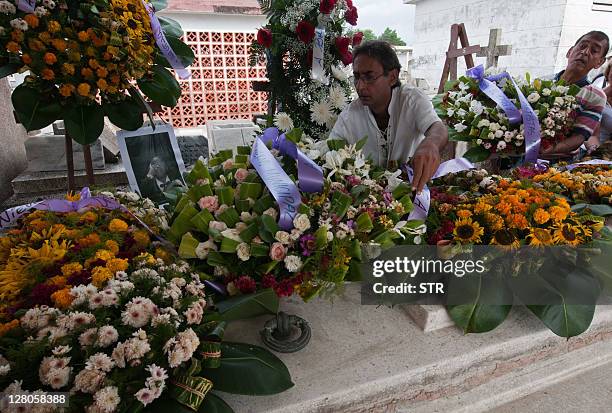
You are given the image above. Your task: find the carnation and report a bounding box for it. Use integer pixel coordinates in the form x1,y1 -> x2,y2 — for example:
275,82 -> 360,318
236,242 -> 251,261
93,386 -> 120,413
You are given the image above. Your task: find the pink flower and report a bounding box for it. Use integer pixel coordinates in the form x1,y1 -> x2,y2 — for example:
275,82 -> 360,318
234,168 -> 249,183
198,196 -> 219,212
222,159 -> 234,170
269,242 -> 287,261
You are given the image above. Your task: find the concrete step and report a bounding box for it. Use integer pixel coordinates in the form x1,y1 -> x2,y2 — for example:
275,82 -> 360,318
10,163 -> 128,195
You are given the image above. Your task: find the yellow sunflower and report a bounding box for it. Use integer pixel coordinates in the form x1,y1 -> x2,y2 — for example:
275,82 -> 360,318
452,218 -> 484,244
527,228 -> 554,247
552,223 -> 583,246
490,229 -> 520,250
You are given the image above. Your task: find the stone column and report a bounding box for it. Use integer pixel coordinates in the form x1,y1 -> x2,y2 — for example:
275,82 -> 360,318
0,78 -> 27,204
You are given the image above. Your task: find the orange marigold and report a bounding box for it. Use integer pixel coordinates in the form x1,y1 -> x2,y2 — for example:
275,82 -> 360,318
598,185 -> 612,197
61,262 -> 83,277
105,240 -> 120,255
0,320 -> 20,337
41,68 -> 55,80
77,83 -> 91,97
24,14 -> 39,29
106,258 -> 129,274
22,54 -> 32,65
96,67 -> 108,78
62,63 -> 75,75
6,41 -> 20,53
88,59 -> 100,69
11,30 -> 24,42
43,52 -> 57,65
457,209 -> 472,219
132,230 -> 150,247
59,84 -> 75,97
77,31 -> 89,42
51,288 -> 73,310
94,249 -> 114,262
79,232 -> 101,247
47,21 -> 61,33
81,67 -> 94,78
96,78 -> 108,91
92,266 -> 113,287
533,208 -> 550,225
47,276 -> 67,288
108,218 -> 128,232
79,211 -> 98,223
51,38 -> 67,51
549,205 -> 569,222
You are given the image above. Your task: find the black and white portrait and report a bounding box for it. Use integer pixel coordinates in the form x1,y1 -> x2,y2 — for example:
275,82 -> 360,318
117,124 -> 187,204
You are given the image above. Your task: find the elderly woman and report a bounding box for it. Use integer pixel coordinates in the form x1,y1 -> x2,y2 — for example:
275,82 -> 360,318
585,58 -> 612,153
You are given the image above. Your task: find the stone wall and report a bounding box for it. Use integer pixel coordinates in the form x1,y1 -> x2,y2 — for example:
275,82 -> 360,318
407,0 -> 570,93
0,78 -> 27,204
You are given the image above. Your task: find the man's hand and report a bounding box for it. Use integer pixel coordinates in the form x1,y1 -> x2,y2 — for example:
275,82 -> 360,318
411,122 -> 447,193
411,141 -> 441,193
539,134 -> 584,158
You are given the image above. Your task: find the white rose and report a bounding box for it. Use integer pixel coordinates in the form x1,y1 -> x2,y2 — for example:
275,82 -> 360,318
263,208 -> 278,220
293,214 -> 311,232
527,92 -> 540,103
542,88 -> 551,96
221,229 -> 242,242
275,231 -> 292,245
554,97 -> 564,106
494,130 -> 504,138
236,243 -> 251,261
489,123 -> 500,132
477,119 -> 490,128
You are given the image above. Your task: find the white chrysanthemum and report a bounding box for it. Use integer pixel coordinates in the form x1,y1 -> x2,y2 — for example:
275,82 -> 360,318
284,255 -> 303,273
497,141 -> 507,151
52,345 -> 71,356
135,387 -> 156,407
274,112 -> 294,132
9,18 -> 27,31
79,328 -> 98,348
331,65 -> 348,81
93,386 -> 120,413
86,353 -> 114,373
0,1 -> 16,14
96,325 -> 119,348
311,100 -> 333,126
0,365 -> 9,375
74,368 -> 105,394
329,86 -> 348,110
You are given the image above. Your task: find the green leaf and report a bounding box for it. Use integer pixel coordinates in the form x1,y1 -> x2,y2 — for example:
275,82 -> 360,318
128,86 -> 155,127
444,79 -> 459,92
103,99 -> 144,131
137,65 -> 181,107
239,182 -> 263,200
239,222 -> 259,242
216,187 -> 234,206
201,342 -> 293,395
159,16 -> 184,38
191,209 -> 214,234
285,128 -> 303,144
155,36 -> 195,69
446,274 -> 513,334
571,203 -> 612,217
260,214 -> 279,235
355,136 -> 368,151
218,207 -> 240,228
0,63 -> 20,79
250,242 -> 269,257
215,289 -> 279,321
178,232 -> 200,259
355,212 -> 373,233
151,0 -> 168,11
64,103 -> 105,145
198,393 -> 235,413
220,236 -> 240,253
463,146 -> 491,163
167,204 -> 199,243
330,191 -> 352,220
11,85 -> 62,131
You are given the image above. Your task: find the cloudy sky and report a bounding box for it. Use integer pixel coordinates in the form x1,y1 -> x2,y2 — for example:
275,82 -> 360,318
353,0 -> 416,44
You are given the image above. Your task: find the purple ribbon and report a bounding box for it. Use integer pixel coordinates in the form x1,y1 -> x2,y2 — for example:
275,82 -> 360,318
259,127 -> 324,193
142,1 -> 191,80
565,159 -> 612,171
250,138 -> 302,231
466,65 -> 541,164
17,0 -> 35,13
404,158 -> 475,221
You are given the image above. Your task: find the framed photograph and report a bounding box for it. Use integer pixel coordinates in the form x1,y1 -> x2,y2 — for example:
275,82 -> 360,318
117,124 -> 187,204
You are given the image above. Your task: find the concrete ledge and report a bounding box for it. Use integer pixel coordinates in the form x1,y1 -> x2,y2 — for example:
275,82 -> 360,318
222,284 -> 612,413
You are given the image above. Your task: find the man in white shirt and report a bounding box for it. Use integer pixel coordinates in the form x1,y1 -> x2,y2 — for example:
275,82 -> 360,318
330,40 -> 448,193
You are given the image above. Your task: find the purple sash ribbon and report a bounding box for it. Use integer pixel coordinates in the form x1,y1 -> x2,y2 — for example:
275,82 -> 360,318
565,159 -> 612,171
466,65 -> 541,164
404,158 -> 475,221
142,1 -> 191,80
17,0 -> 35,13
250,138 -> 302,231
259,127 -> 324,193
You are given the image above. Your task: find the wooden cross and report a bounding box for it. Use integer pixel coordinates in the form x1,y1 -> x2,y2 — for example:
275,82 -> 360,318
477,28 -> 512,68
438,23 -> 481,93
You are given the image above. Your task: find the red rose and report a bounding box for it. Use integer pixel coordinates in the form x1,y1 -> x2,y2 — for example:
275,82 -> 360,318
335,36 -> 351,55
296,20 -> 315,44
346,0 -> 353,7
341,52 -> 353,66
319,0 -> 336,14
344,6 -> 358,26
256,28 -> 272,48
352,31 -> 364,46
